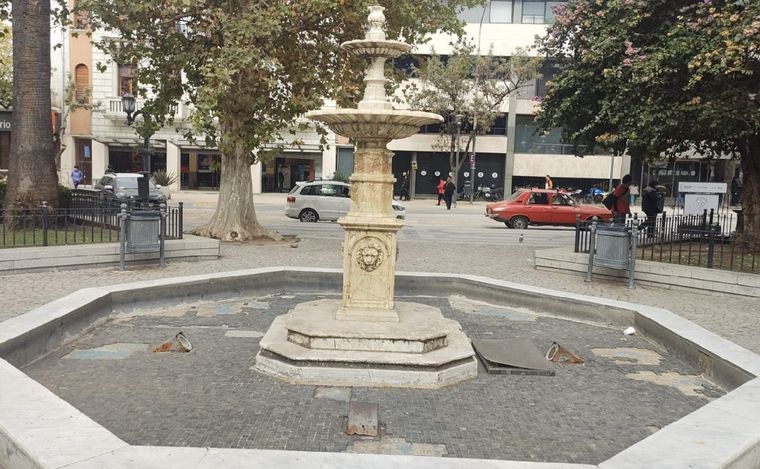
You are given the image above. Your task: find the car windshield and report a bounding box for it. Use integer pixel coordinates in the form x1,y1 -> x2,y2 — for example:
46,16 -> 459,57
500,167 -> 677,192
115,177 -> 156,190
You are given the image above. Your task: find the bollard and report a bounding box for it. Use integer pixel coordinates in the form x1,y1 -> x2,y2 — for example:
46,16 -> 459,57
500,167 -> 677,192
159,203 -> 167,268
119,203 -> 128,271
628,225 -> 638,289
586,221 -> 597,282
707,224 -> 716,269
41,201 -> 49,247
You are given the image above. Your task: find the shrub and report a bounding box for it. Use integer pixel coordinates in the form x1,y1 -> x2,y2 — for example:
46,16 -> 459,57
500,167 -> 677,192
0,179 -> 5,208
152,170 -> 178,187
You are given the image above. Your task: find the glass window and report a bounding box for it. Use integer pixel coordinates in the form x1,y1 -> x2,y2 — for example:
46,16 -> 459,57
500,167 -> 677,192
319,184 -> 339,197
522,1 -> 546,24
552,193 -> 573,205
118,65 -> 135,96
528,192 -> 549,205
300,185 -> 318,196
546,2 -> 565,23
490,1 -> 513,23
74,64 -> 89,103
458,6 -> 487,23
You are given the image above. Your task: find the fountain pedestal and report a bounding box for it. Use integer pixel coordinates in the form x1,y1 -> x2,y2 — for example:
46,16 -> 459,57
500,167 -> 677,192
254,5 -> 477,388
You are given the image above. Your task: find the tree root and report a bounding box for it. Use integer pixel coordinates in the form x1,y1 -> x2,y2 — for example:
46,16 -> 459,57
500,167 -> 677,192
189,222 -> 284,242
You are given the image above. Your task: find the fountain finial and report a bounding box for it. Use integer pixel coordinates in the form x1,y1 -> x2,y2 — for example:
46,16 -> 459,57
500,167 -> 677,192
366,6 -> 386,41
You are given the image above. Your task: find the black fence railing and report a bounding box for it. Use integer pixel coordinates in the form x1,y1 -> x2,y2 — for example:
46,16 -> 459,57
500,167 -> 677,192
574,210 -> 759,274
0,199 -> 183,249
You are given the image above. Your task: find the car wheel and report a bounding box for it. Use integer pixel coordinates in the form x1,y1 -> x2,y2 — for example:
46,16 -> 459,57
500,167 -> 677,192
299,209 -> 319,223
510,216 -> 529,230
504,221 -> 512,229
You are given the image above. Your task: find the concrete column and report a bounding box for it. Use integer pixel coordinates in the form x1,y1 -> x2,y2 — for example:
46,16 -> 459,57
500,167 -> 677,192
60,135 -> 77,187
91,140 -> 107,181
165,141 -> 181,191
322,135 -> 337,179
251,161 -> 263,194
504,97 -> 518,195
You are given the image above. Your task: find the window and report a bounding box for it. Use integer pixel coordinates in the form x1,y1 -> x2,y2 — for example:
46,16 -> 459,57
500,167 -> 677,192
528,192 -> 549,205
552,194 -> 573,206
490,1 -> 513,23
74,64 -> 89,103
521,1 -> 567,24
118,65 -> 135,96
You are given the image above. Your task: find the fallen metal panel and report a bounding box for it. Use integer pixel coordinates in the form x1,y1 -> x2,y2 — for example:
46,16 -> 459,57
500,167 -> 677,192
346,401 -> 378,437
472,338 -> 555,376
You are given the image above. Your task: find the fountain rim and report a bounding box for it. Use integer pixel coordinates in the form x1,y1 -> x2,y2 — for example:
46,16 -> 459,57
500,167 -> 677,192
305,108 -> 443,124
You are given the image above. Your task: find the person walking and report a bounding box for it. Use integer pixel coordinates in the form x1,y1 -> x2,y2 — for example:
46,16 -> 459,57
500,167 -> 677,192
443,176 -> 456,210
71,166 -> 84,189
611,174 -> 632,224
436,177 -> 446,206
400,172 -> 410,201
545,175 -> 553,190
641,180 -> 660,237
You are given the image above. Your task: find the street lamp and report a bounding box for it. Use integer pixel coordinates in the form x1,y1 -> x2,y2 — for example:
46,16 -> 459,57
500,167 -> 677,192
455,114 -> 463,203
121,93 -> 152,176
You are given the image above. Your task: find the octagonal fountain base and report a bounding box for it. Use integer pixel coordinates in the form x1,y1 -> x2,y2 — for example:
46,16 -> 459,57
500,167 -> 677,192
253,299 -> 478,388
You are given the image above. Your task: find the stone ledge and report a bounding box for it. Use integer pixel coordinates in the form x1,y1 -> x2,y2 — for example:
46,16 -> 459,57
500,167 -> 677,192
534,247 -> 760,298
0,235 -> 220,273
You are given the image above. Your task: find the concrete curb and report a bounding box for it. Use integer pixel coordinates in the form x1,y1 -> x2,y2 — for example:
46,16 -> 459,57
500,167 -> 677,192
0,235 -> 220,274
1,268 -> 759,468
534,247 -> 760,298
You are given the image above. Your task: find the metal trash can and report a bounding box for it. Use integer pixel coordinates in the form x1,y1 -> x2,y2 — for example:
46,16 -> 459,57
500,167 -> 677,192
593,225 -> 630,269
126,211 -> 160,252
586,222 -> 638,288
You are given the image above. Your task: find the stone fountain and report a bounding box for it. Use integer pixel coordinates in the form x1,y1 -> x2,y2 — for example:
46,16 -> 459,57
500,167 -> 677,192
254,6 -> 478,388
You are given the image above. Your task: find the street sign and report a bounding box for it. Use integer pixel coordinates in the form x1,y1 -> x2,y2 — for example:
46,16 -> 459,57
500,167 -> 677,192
677,182 -> 727,193
469,153 -> 476,165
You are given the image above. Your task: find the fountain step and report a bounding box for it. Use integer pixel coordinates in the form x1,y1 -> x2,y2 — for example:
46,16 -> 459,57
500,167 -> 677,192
284,300 -> 452,353
254,310 -> 477,388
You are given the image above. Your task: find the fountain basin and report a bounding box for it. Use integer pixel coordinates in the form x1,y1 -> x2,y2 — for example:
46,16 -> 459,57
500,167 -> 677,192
340,39 -> 412,58
306,109 -> 442,140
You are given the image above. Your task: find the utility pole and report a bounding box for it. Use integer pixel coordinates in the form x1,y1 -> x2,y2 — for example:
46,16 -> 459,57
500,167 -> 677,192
470,6 -> 487,204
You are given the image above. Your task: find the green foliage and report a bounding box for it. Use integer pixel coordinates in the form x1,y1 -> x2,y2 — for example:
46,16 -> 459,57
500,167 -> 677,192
535,0 -> 760,161
0,179 -> 6,207
0,181 -> 71,208
331,170 -> 349,183
404,39 -> 540,174
152,170 -> 178,187
0,24 -> 10,108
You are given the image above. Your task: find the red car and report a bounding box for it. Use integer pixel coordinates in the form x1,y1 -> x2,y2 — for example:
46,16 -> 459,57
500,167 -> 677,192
486,188 -> 613,229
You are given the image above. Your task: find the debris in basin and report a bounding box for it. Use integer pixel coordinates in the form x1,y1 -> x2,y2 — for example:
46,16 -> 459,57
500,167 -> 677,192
623,327 -> 636,335
153,332 -> 192,353
545,342 -> 585,364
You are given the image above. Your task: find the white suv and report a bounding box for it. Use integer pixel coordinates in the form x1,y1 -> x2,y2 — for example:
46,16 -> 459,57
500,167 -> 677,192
285,181 -> 405,222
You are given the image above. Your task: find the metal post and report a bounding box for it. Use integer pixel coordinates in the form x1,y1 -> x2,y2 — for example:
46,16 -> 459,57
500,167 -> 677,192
454,115 -> 462,208
574,215 -> 581,253
470,6 -> 485,204
119,203 -> 128,271
628,226 -> 638,289
707,224 -> 716,269
41,201 -> 49,247
178,201 -> 184,239
159,203 -> 166,267
586,221 -> 597,282
608,155 -> 615,191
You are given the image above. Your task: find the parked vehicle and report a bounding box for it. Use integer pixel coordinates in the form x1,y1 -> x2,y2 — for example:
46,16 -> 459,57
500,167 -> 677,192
485,188 -> 613,229
473,184 -> 504,201
584,186 -> 606,204
285,180 -> 405,222
93,173 -> 167,205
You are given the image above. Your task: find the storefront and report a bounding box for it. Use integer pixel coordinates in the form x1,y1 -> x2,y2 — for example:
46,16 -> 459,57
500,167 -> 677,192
180,151 -> 222,190
108,145 -> 167,174
262,152 -> 317,192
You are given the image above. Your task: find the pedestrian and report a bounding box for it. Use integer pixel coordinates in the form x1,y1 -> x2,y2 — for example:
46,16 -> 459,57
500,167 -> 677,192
401,172 -> 410,201
641,180 -> 660,237
731,175 -> 742,206
629,183 -> 639,205
277,169 -> 284,192
436,177 -> 445,206
545,175 -> 553,190
443,176 -> 456,210
611,174 -> 632,224
71,165 -> 84,189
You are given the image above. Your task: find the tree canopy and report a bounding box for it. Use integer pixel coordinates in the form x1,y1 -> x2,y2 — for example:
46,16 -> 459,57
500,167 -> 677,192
535,0 -> 760,234
81,0 -> 482,240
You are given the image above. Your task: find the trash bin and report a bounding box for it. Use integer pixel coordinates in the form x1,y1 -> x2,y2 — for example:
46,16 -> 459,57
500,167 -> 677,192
586,222 -> 638,288
593,225 -> 630,269
126,210 -> 160,252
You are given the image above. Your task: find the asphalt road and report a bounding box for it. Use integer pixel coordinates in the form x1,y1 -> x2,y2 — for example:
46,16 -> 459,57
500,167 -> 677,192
176,191 -> 578,248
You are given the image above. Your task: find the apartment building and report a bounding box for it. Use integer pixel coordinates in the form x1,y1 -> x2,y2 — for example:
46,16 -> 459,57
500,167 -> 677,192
53,0 -> 730,197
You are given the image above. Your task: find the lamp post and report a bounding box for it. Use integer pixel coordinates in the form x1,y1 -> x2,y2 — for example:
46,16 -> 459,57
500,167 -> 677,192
122,93 -> 152,175
455,113 -> 463,204
469,6 -> 487,204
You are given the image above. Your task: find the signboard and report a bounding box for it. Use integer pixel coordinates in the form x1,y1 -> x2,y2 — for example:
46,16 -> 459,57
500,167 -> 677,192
469,153 -> 476,166
678,182 -> 727,193
684,194 -> 720,216
0,111 -> 11,131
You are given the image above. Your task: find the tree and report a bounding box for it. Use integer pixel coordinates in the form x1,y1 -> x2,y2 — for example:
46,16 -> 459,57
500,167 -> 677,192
0,0 -> 60,212
81,0 -> 482,241
403,40 -> 539,189
535,0 -> 760,235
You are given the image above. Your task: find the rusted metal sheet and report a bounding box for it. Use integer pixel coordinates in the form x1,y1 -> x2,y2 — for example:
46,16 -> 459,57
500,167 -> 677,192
472,338 -> 555,376
546,341 -> 585,364
346,401 -> 378,437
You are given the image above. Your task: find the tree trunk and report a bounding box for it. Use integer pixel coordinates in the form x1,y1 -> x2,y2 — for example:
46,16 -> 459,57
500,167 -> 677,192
5,0 -> 58,212
739,134 -> 760,238
190,124 -> 281,242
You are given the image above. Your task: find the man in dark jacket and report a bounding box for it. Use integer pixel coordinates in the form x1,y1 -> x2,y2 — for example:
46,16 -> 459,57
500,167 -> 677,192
641,180 -> 660,237
443,176 -> 456,210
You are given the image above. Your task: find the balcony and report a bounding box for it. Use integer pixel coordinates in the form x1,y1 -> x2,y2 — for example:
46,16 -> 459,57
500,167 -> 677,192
103,97 -> 188,121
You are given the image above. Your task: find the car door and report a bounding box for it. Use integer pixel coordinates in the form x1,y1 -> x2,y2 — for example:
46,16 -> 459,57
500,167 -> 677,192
550,192 -> 580,225
526,191 -> 552,223
317,184 -> 344,220
337,184 -> 351,217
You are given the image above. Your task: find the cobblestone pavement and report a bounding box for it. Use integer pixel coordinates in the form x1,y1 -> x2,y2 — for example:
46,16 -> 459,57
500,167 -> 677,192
24,294 -> 724,464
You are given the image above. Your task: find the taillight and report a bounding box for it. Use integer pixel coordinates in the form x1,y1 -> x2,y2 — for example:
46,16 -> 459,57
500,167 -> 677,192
286,196 -> 296,203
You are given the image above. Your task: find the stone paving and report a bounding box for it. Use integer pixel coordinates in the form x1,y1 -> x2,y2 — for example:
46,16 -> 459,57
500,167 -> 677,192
23,293 -> 724,464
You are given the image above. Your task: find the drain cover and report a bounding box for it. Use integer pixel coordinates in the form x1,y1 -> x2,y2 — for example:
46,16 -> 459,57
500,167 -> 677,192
347,401 -> 379,437
472,338 -> 555,376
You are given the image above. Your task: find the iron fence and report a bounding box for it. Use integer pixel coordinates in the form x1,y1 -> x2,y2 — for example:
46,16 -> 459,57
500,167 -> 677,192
1,200 -> 183,249
574,210 -> 759,274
